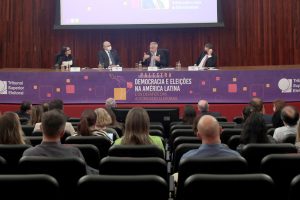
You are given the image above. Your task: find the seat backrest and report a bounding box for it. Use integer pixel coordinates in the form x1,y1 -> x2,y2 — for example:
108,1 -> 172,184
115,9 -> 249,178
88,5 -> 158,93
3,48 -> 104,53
0,156 -> 6,173
220,128 -> 242,144
219,122 -> 237,129
216,116 -> 228,122
19,156 -> 86,198
21,125 -> 34,136
149,124 -> 165,132
149,129 -> 164,138
261,154 -> 300,199
173,143 -> 201,172
108,145 -> 164,159
68,118 -> 80,123
173,136 -> 201,153
65,136 -> 111,159
290,174 -> 300,200
170,124 -> 193,133
25,136 -> 43,146
169,129 -> 195,149
227,135 -> 241,150
100,157 -> 168,181
233,116 -> 243,124
78,175 -> 169,200
0,144 -> 31,173
177,157 -> 248,200
69,144 -> 100,169
241,143 -> 297,172
183,174 -> 274,200
0,174 -> 59,200
282,134 -> 296,144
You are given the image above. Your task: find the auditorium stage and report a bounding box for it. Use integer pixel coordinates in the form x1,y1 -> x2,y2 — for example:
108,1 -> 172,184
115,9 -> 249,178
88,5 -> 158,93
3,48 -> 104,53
0,65 -> 300,120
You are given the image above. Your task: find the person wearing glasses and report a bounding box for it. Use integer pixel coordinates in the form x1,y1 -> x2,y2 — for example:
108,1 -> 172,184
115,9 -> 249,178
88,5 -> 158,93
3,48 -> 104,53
54,46 -> 74,69
98,41 -> 121,68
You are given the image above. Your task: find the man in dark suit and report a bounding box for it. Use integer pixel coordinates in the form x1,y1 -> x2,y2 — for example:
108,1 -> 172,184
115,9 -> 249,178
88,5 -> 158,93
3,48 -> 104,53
98,41 -> 120,68
198,100 -> 221,117
142,42 -> 168,68
195,43 -> 217,68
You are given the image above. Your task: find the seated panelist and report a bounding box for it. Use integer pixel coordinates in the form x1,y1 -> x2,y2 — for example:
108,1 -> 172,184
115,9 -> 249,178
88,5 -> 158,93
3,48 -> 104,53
98,41 -> 120,68
54,46 -> 74,69
195,43 -> 217,68
142,42 -> 168,68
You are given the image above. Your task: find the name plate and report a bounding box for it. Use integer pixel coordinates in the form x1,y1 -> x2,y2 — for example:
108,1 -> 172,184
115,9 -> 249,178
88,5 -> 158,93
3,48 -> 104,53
70,67 -> 81,72
148,66 -> 158,71
112,66 -> 123,71
188,66 -> 199,71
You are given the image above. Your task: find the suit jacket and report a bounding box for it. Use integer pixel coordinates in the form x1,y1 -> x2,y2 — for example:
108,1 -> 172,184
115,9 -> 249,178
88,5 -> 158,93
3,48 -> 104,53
98,50 -> 120,68
142,49 -> 168,68
195,51 -> 217,67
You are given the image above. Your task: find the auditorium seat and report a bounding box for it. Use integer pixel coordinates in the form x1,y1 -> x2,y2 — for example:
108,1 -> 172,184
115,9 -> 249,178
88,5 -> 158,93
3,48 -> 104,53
149,129 -> 164,138
70,144 -> 100,169
170,124 -> 193,133
108,145 -> 164,159
183,174 -> 274,200
19,156 -> 86,198
290,174 -> 300,200
172,136 -> 201,153
261,154 -> 300,199
78,175 -> 169,200
282,134 -> 296,144
0,156 -> 6,173
227,135 -> 241,150
21,125 -> 34,136
233,116 -> 243,124
0,174 -> 59,200
25,136 -> 43,146
216,116 -> 228,122
150,123 -> 165,133
177,157 -> 248,200
99,157 -> 168,181
169,129 -> 195,149
220,128 -> 242,144
241,143 -> 297,172
65,136 -> 111,159
172,143 -> 201,172
267,128 -> 275,136
219,122 -> 237,129
19,117 -> 29,125
0,144 -> 31,173
68,117 -> 80,123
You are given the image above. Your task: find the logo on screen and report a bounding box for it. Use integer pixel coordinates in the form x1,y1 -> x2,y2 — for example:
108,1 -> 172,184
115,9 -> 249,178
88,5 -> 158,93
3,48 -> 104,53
278,78 -> 293,93
0,81 -> 8,95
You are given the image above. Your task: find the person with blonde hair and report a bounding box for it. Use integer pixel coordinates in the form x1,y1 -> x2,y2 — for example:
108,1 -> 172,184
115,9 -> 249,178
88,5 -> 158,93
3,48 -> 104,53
0,112 -> 26,144
114,107 -> 164,152
94,108 -> 116,141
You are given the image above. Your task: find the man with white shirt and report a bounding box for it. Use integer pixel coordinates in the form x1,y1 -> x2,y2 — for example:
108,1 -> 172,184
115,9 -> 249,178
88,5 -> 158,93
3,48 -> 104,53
273,106 -> 299,143
98,41 -> 121,68
142,42 -> 168,68
195,43 -> 217,68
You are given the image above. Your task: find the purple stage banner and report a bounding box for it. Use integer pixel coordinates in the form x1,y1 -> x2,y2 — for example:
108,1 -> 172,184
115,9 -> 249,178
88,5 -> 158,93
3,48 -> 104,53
0,69 -> 300,104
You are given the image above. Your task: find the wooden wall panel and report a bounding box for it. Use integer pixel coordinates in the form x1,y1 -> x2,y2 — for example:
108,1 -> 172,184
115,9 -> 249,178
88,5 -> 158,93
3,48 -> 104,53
0,0 -> 299,68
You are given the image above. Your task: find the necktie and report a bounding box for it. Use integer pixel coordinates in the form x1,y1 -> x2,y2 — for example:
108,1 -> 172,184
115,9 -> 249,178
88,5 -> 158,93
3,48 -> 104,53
149,53 -> 156,67
108,51 -> 116,65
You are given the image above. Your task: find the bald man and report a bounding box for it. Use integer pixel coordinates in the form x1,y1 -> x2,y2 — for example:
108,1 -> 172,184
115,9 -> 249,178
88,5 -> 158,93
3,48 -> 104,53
181,115 -> 240,160
273,106 -> 299,143
98,41 -> 121,68
142,42 -> 168,68
197,99 -> 221,117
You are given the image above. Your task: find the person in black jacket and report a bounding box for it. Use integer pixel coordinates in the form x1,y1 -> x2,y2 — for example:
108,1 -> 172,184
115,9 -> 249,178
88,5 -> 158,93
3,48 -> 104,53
98,41 -> 121,68
54,46 -> 74,69
195,43 -> 217,68
142,42 -> 168,68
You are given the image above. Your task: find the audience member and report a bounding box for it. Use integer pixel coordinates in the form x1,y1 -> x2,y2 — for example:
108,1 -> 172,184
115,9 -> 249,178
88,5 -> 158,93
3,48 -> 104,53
249,97 -> 272,124
28,105 -> 44,126
192,115 -> 202,135
105,98 -> 117,109
114,107 -> 164,152
94,108 -> 116,141
76,109 -> 112,139
42,102 -> 49,112
273,106 -> 299,143
0,112 -> 26,144
181,115 -> 240,160
33,99 -> 76,135
295,121 -> 300,152
272,99 -> 286,128
23,110 -> 97,174
181,105 -> 197,125
105,107 -> 124,134
16,101 -> 32,121
237,113 -> 271,152
242,105 -> 255,122
197,99 -> 221,117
